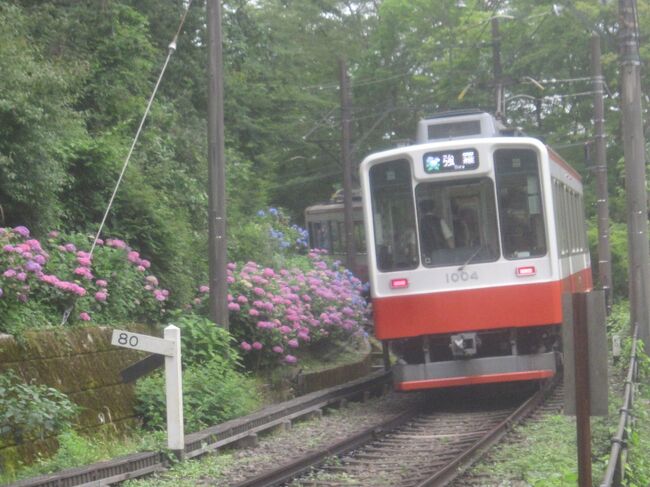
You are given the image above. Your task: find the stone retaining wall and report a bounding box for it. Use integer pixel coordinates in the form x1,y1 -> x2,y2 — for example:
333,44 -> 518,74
0,326 -> 372,475
0,325 -> 155,472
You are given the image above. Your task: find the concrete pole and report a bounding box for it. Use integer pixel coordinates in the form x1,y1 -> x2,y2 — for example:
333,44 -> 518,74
619,0 -> 650,348
590,34 -> 613,310
207,0 -> 229,328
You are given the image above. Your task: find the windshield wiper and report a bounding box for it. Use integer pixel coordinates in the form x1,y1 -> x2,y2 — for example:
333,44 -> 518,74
458,247 -> 483,271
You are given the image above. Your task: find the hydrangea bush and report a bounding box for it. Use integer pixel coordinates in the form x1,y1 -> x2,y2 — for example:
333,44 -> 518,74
0,226 -> 169,334
229,207 -> 309,269
190,249 -> 370,369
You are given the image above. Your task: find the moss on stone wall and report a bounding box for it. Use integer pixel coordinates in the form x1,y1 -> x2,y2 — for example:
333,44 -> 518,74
0,324 -> 158,472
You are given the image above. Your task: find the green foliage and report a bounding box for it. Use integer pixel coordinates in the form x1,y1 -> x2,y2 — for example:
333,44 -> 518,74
228,207 -> 308,268
135,357 -> 260,433
625,384 -> 650,486
174,313 -> 241,369
135,316 -> 258,433
473,414 -> 581,486
1,428 -> 166,484
0,371 -> 79,444
0,3 -> 87,233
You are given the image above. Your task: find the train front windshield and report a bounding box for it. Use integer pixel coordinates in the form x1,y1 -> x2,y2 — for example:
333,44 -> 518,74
368,148 -> 546,272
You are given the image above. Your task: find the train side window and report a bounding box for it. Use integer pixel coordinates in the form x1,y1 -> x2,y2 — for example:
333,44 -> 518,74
329,221 -> 341,253
569,191 -> 579,254
369,159 -> 418,272
553,181 -> 567,256
494,148 -> 547,260
578,196 -> 587,251
562,186 -> 571,255
354,221 -> 366,252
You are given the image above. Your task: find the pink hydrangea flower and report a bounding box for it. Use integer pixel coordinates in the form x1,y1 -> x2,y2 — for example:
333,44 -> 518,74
96,279 -> 108,288
228,302 -> 240,311
287,339 -> 299,348
13,226 -> 30,237
79,312 -> 91,321
95,291 -> 108,302
284,355 -> 297,364
199,285 -> 209,293
252,342 -> 263,350
240,341 -> 252,351
272,345 -> 284,353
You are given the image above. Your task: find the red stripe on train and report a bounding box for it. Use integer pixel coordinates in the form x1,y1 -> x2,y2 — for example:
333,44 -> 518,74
374,268 -> 592,340
394,370 -> 555,391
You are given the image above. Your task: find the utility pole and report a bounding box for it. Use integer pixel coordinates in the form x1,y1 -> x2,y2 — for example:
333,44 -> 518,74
207,0 -> 229,329
590,34 -> 613,311
619,0 -> 650,347
491,17 -> 505,120
339,59 -> 356,273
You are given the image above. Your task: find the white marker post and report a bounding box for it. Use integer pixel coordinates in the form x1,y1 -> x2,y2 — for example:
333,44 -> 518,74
164,325 -> 184,458
112,325 -> 184,459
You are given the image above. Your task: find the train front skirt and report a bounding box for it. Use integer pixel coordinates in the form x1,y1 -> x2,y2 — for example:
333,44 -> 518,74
392,352 -> 557,391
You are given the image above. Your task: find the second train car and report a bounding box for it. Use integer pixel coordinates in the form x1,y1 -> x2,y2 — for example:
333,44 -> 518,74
359,111 -> 592,391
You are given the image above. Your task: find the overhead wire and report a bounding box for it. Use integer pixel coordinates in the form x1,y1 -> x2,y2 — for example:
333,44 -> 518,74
89,1 -> 193,257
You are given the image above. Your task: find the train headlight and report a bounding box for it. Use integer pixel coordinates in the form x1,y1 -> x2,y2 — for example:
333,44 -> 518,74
390,278 -> 409,289
516,265 -> 536,277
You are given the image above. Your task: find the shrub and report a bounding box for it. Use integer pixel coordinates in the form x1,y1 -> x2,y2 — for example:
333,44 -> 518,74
0,226 -> 169,334
188,250 -> 370,370
228,207 -> 308,269
135,357 -> 259,433
173,313 -> 242,368
135,316 -> 259,432
0,371 -> 79,444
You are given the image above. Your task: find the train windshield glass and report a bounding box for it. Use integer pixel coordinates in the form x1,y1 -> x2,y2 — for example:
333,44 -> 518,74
369,159 -> 418,272
415,178 -> 499,267
494,148 -> 547,259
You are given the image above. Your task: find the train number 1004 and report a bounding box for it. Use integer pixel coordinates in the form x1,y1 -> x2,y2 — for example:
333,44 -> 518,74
445,271 -> 479,283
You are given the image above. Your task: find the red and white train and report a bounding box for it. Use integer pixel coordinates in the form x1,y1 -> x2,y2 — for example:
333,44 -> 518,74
359,110 -> 592,391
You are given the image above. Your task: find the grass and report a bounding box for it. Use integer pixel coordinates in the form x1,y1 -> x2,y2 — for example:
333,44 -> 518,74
0,428 -> 166,485
468,301 -> 649,486
122,452 -> 235,487
297,335 -> 369,373
1,338 -> 370,484
625,387 -> 650,485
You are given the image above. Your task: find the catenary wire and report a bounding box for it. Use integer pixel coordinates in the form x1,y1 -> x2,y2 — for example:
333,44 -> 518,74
89,1 -> 193,257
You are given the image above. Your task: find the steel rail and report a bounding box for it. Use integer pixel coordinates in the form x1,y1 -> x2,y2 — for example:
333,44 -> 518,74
416,376 -> 558,487
236,378 -> 557,487
231,408 -> 420,487
599,324 -> 639,487
8,370 -> 390,487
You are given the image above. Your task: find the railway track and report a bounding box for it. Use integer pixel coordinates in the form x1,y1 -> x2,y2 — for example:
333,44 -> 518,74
234,378 -> 558,487
9,371 -> 392,487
